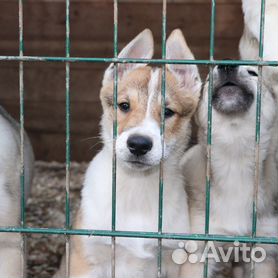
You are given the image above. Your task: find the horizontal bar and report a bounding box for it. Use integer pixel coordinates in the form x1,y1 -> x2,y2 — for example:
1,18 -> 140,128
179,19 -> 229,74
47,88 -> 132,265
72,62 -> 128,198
0,227 -> 277,244
0,55 -> 278,66
2,0 -> 242,3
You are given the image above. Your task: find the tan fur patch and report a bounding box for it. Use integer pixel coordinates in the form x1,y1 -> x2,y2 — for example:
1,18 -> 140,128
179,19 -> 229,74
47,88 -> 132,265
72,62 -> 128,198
69,211 -> 92,276
100,65 -> 199,140
55,211 -> 91,277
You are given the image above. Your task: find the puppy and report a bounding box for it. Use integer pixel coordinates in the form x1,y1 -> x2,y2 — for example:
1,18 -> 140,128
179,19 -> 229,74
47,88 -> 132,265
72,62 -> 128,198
55,29 -> 201,278
0,105 -> 34,277
181,65 -> 278,277
239,0 -> 278,106
240,0 -> 278,205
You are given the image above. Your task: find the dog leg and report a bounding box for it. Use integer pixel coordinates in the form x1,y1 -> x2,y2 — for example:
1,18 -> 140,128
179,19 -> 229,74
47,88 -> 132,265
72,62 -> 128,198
54,235 -> 92,278
0,233 -> 22,278
241,244 -> 277,278
253,243 -> 277,278
254,259 -> 277,278
180,260 -> 204,278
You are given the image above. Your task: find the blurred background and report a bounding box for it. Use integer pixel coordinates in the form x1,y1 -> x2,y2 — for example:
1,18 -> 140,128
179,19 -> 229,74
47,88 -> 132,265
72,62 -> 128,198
0,0 -> 243,162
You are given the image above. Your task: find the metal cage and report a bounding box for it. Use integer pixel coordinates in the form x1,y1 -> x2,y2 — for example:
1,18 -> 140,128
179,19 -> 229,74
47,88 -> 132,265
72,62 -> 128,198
0,0 -> 277,277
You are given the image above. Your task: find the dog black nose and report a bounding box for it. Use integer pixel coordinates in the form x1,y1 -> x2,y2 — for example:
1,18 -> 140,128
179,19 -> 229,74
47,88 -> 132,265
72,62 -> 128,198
127,135 -> 153,156
218,62 -> 238,74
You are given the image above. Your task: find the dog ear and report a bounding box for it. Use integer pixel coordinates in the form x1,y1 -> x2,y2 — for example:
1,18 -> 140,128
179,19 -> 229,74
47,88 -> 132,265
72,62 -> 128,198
166,29 -> 201,94
102,29 -> 154,85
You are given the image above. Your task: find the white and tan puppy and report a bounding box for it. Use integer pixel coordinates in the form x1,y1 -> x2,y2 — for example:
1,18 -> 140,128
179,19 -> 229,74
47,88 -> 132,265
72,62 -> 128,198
0,105 -> 34,277
55,29 -> 201,278
181,65 -> 278,277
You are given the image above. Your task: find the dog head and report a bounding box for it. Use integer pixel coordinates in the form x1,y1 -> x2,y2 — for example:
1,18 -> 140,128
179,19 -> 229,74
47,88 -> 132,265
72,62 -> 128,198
100,29 -> 201,171
212,64 -> 257,114
198,65 -> 276,144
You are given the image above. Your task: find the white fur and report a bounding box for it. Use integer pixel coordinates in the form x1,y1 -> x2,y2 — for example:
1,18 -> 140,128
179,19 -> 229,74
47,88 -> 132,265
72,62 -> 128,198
240,0 -> 278,62
0,106 -> 34,277
240,0 -> 278,97
146,68 -> 160,117
80,70 -> 190,277
240,0 -> 278,200
181,66 -> 278,278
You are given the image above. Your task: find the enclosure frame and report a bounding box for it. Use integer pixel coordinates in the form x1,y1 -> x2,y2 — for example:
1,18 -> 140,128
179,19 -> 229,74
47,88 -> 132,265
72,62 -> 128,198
0,0 -> 277,277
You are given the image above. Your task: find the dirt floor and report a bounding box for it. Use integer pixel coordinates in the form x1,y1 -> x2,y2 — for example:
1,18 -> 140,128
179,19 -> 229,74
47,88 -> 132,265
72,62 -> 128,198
26,161 -> 87,277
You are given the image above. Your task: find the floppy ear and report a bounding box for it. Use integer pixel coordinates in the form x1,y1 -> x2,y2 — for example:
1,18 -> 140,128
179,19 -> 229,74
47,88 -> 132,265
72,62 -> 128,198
102,29 -> 154,85
166,29 -> 201,94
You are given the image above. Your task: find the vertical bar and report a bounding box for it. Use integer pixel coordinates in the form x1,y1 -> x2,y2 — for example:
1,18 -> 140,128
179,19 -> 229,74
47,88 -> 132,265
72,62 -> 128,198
65,0 -> 71,276
251,0 -> 265,276
19,0 -> 26,276
157,0 -> 167,277
204,0 -> 216,277
19,0 -> 25,229
111,1 -> 119,277
252,0 -> 265,237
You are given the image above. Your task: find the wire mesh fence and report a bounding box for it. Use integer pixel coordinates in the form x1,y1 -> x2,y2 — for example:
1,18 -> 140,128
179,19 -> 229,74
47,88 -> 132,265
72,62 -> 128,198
0,0 -> 277,277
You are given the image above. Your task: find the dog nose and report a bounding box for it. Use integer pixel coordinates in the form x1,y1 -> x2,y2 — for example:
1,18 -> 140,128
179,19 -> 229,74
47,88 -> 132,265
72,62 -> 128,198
217,64 -> 238,74
127,135 -> 153,156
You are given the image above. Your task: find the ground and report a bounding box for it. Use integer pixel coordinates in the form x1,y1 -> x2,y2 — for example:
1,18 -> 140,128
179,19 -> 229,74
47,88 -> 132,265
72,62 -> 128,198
26,161 -> 87,277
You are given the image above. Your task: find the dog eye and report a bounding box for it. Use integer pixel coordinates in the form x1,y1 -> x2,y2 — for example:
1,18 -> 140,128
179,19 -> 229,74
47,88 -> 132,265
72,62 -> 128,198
247,70 -> 258,77
118,102 -> 130,112
164,108 -> 175,118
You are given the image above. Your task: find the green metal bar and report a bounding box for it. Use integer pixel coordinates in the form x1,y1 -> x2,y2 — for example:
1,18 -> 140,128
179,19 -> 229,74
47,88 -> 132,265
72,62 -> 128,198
0,56 -> 278,66
258,0 -> 266,60
65,0 -> 71,230
159,1 -> 167,233
205,0 -> 216,236
157,1 -> 167,277
204,1 -> 216,277
19,0 -> 26,276
0,227 -> 277,244
65,0 -> 71,276
112,0 -> 118,234
112,1 -> 119,277
251,0 -> 266,277
252,0 -> 265,239
19,0 -> 25,229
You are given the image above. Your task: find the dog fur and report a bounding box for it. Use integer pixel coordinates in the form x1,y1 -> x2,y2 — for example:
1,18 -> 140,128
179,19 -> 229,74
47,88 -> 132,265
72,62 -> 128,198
240,0 -> 278,205
55,29 -> 201,278
240,0 -> 278,92
180,65 -> 278,278
240,0 -> 278,59
0,105 -> 34,277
